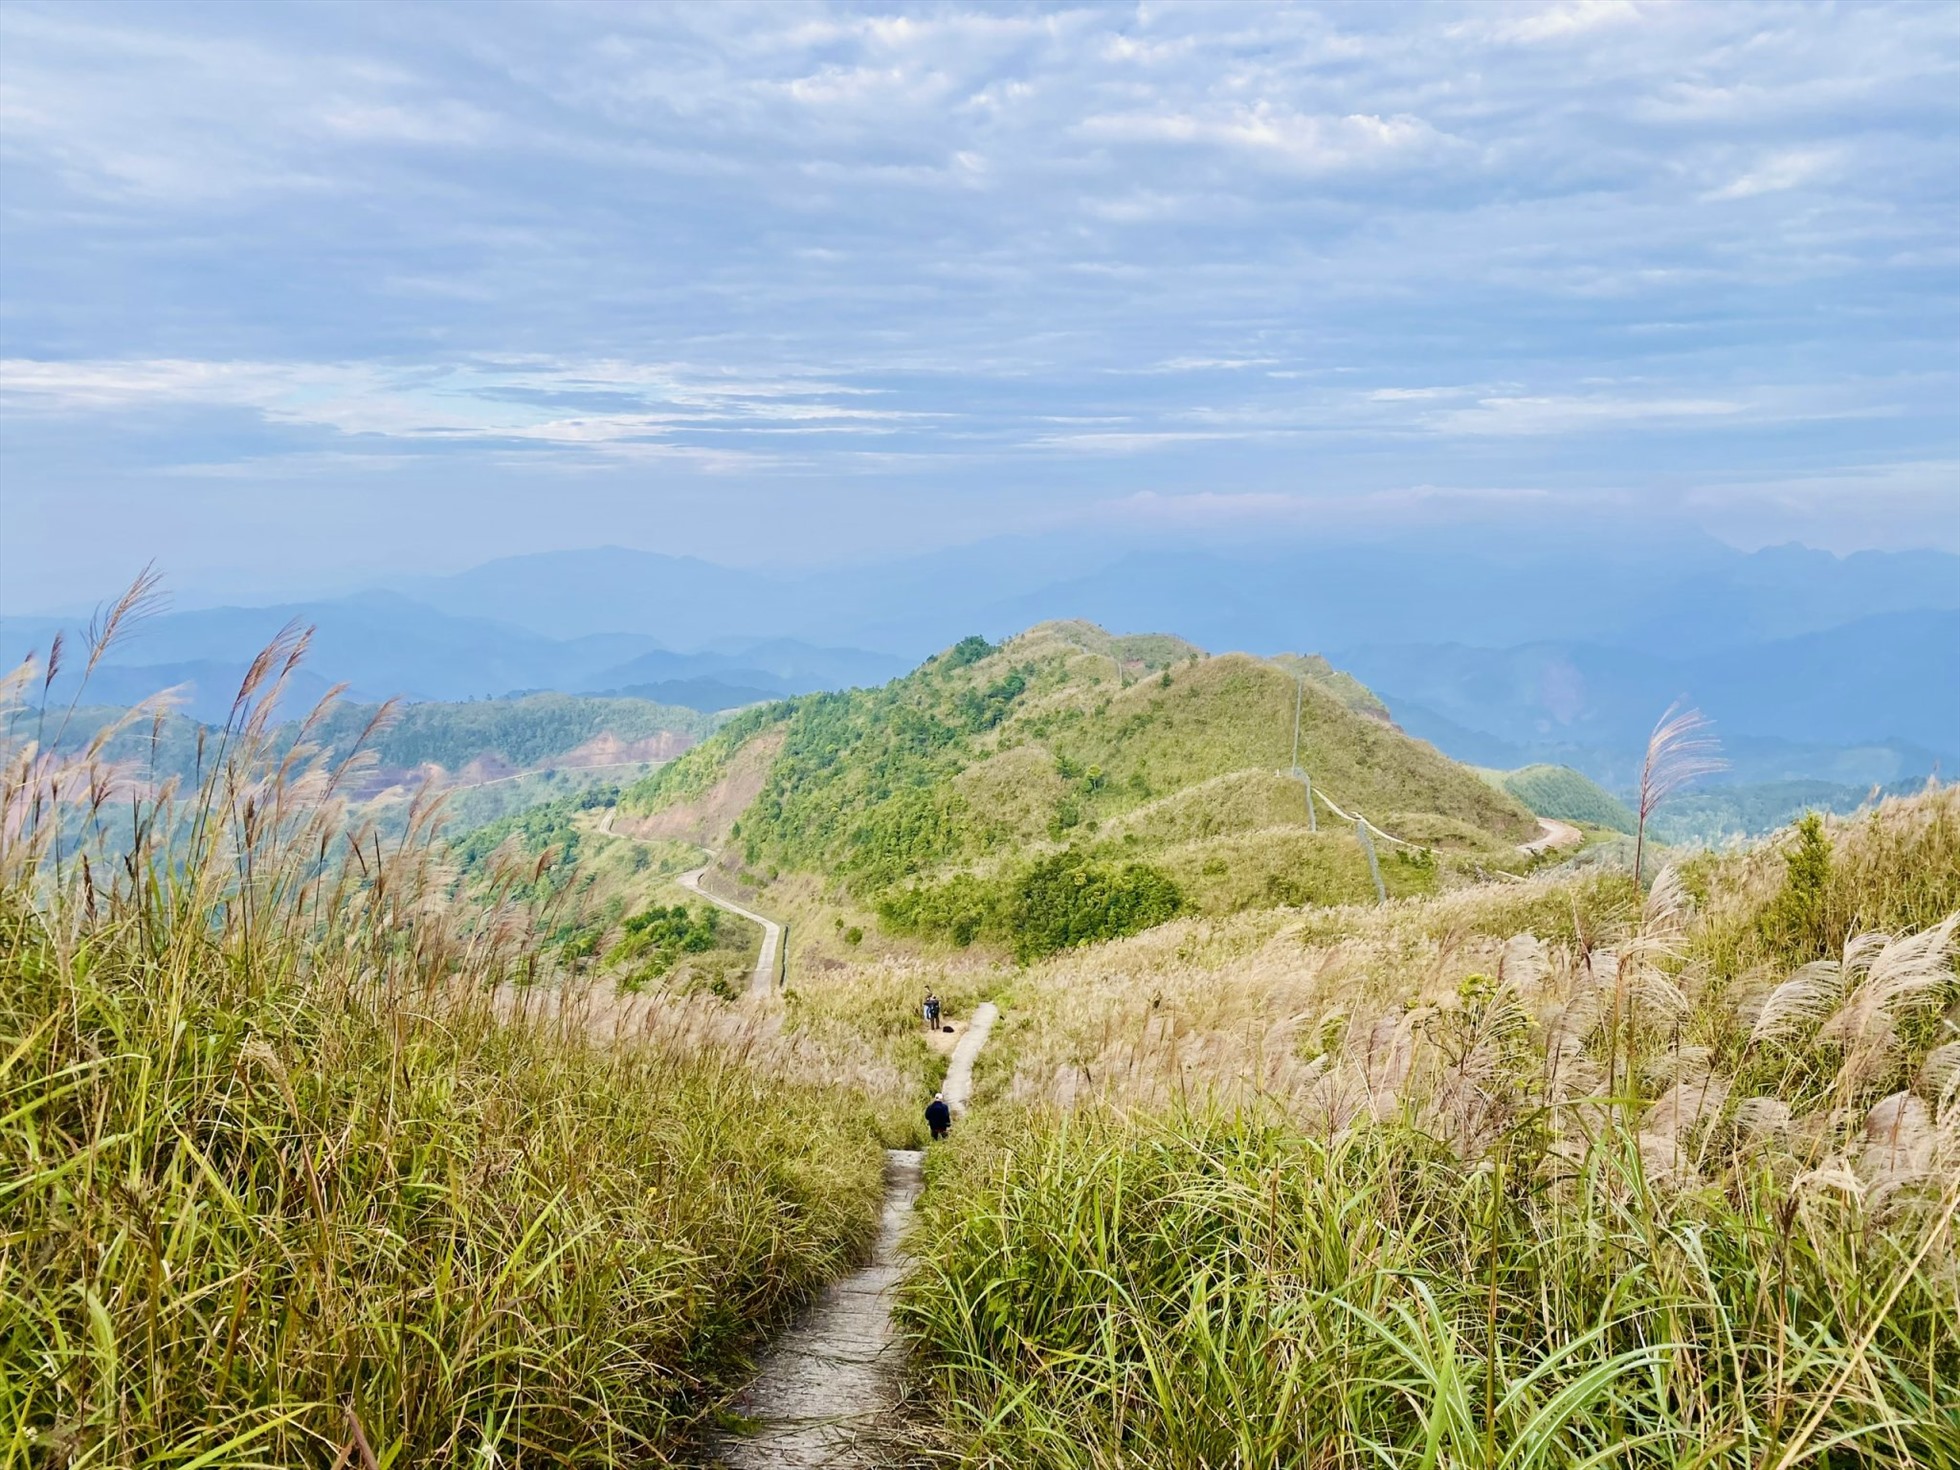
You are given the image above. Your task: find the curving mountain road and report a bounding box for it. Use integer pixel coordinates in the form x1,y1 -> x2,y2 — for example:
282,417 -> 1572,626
1520,818 -> 1585,855
677,865 -> 782,998
597,809 -> 782,997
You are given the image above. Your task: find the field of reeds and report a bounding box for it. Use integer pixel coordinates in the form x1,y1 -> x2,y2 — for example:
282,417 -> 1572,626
1,601 -> 907,1466
899,786 -> 1960,1467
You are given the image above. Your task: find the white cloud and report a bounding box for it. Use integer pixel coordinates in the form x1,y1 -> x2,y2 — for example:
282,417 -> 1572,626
0,0 -> 1953,572
1704,147 -> 1841,201
0,356 -> 921,455
1486,0 -> 1643,46
1684,459 -> 1960,552
1078,104 -> 1453,171
1424,394 -> 1749,436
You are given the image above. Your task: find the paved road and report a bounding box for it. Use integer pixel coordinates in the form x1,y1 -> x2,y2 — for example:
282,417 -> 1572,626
942,1002 -> 998,1113
597,809 -> 782,998
713,1003 -> 998,1468
677,866 -> 782,998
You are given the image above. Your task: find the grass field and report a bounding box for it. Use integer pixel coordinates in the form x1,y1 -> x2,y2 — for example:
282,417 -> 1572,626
14,602 -> 1954,1469
899,786 -> 1960,1467
0,627 -> 906,1466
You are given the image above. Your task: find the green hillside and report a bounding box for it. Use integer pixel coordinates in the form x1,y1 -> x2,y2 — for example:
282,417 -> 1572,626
65,692 -> 710,785
622,623 -> 1536,952
309,692 -> 714,769
1490,763 -> 1637,833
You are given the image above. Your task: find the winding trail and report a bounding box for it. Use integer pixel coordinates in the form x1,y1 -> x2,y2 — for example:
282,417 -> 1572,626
677,866 -> 782,998
1520,817 -> 1585,855
711,1003 -> 998,1469
597,809 -> 782,997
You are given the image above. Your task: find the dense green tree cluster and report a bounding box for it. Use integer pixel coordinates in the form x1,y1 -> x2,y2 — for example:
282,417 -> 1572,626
1005,850 -> 1185,960
608,902 -> 721,985
450,784 -> 619,890
879,849 -> 1184,960
956,667 -> 1029,732
736,665 -> 1029,886
942,634 -> 996,669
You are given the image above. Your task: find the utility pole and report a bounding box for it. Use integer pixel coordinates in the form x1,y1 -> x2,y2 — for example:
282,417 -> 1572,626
1291,673 -> 1303,774
1357,818 -> 1386,904
1291,673 -> 1316,831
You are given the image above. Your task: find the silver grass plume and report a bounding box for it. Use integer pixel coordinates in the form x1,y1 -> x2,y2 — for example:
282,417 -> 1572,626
1632,704 -> 1726,887
1824,916 -> 1958,1098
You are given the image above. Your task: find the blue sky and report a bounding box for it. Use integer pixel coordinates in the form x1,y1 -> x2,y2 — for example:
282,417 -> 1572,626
1,0 -> 1955,610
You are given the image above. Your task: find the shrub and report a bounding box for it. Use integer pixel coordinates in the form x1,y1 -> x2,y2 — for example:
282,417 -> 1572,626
1006,850 -> 1185,961
1758,811 -> 1834,959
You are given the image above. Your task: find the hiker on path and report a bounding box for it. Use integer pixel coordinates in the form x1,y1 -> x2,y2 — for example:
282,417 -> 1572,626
924,991 -> 942,1029
925,1092 -> 952,1141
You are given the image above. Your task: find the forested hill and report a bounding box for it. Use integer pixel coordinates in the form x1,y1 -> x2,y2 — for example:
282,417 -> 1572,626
618,622 -> 1539,947
68,692 -> 714,790
307,693 -> 714,775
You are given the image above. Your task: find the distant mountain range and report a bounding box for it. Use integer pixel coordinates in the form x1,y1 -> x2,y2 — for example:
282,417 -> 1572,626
380,532 -> 1960,658
1,593 -> 908,724
1342,610 -> 1960,787
5,531 -> 1953,783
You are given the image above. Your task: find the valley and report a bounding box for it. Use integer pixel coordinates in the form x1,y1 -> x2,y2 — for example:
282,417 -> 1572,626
8,7 -> 1954,1465
5,613 -> 1955,1469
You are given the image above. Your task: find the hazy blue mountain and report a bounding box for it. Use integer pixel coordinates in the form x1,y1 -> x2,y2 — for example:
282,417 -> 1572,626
690,638 -> 907,689
9,534 -> 1952,782
1346,610 -> 1958,755
5,661 -> 356,726
393,548 -> 781,645
1,592 -> 906,723
375,533 -> 1960,661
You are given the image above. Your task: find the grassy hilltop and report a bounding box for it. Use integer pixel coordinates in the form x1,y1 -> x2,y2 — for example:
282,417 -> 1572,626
619,622 -> 1537,956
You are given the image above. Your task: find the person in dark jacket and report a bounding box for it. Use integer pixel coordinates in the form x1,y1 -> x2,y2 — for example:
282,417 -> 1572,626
925,1092 -> 952,1140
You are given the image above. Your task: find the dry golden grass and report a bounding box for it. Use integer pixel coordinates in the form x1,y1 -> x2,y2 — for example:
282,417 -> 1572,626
904,789 -> 1960,1468
0,593 -> 901,1466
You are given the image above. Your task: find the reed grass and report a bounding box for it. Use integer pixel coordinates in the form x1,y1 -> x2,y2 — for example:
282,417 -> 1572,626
899,787 -> 1960,1467
0,596 -> 899,1466
901,1107 -> 1957,1468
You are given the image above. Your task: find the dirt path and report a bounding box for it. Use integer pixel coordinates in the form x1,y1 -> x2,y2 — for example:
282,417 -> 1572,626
1520,817 -> 1584,855
709,1003 -> 998,1468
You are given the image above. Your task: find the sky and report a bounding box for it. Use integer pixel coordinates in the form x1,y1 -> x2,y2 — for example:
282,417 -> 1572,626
1,0 -> 1956,611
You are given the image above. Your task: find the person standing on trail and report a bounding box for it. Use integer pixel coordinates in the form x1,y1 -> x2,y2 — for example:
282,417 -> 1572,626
925,1092 -> 952,1141
924,991 -> 942,1029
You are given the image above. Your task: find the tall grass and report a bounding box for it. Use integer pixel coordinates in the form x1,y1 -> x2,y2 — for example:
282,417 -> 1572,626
902,1107 -> 1957,1468
900,789 -> 1960,1467
1,603 -> 898,1466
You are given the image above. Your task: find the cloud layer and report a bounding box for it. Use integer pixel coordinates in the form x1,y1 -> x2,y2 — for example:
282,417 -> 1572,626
2,0 -> 1955,604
